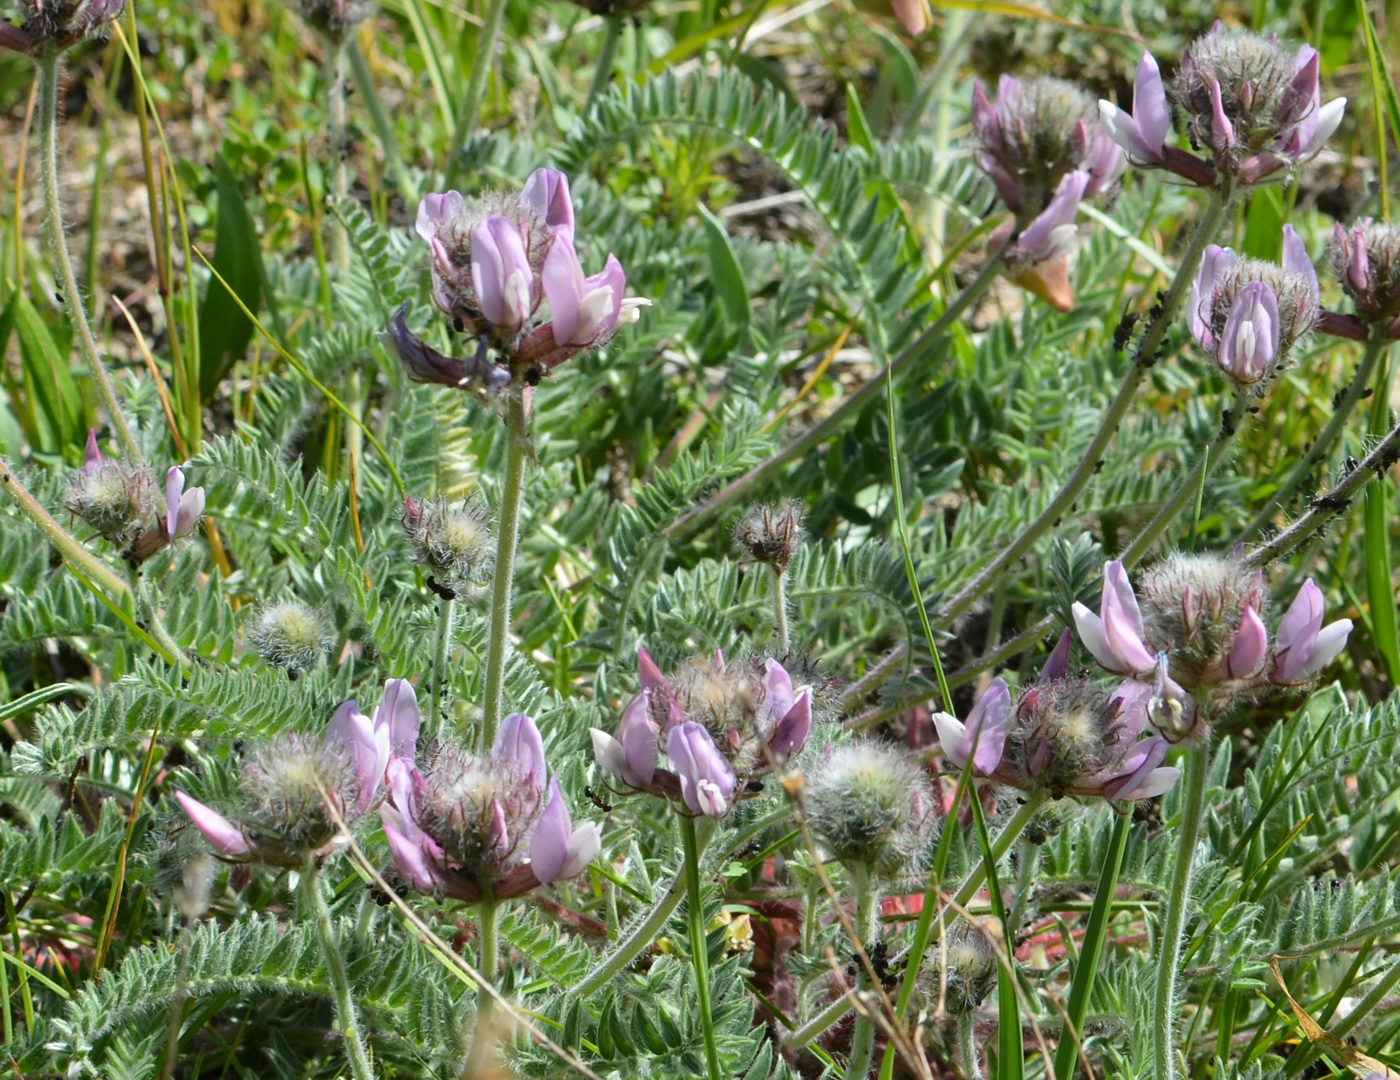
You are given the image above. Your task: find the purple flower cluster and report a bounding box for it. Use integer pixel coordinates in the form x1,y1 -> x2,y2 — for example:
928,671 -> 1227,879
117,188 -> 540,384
1072,559 -> 1351,737
175,680 -> 417,867
591,647 -> 813,818
381,703 -> 600,902
1321,220 -> 1400,341
385,169 -> 648,395
1100,26 -> 1345,187
1188,225 -> 1319,385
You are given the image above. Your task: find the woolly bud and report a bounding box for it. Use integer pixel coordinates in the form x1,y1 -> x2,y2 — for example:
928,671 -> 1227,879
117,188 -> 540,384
733,500 -> 806,573
66,432 -> 155,547
928,920 -> 998,1015
1134,554 -> 1268,690
804,741 -> 938,877
402,496 -> 495,595
294,0 -> 372,39
247,601 -> 332,674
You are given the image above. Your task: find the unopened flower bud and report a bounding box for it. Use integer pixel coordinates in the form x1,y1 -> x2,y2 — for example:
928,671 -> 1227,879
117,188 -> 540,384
804,741 -> 938,877
66,430 -> 154,547
294,0 -> 371,40
734,500 -> 806,573
1329,220 -> 1400,328
401,496 -> 495,595
247,601 -> 332,674
928,920 -> 998,1015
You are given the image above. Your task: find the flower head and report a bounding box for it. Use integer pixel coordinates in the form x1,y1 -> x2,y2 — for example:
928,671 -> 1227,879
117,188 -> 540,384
247,600 -> 332,674
65,430 -> 154,548
591,647 -> 815,816
381,711 -> 598,900
0,0 -> 124,56
733,500 -> 806,574
401,495 -> 495,596
1329,220 -> 1400,332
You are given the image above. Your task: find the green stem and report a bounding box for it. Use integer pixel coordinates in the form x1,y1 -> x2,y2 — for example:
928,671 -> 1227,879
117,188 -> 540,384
1152,741 -> 1210,1080
935,190 -> 1233,629
462,898 -> 500,1079
346,41 -> 417,204
867,792 -> 1046,1078
134,575 -> 187,666
444,0 -> 510,184
36,52 -> 142,464
0,462 -> 131,601
432,595 -> 456,724
301,862 -> 377,1080
1244,408 -> 1400,568
681,814 -> 722,1080
772,568 -> 789,651
481,392 -> 529,749
1241,332 -> 1390,541
1119,386 -> 1250,565
664,241 -> 1012,542
958,1011 -> 985,1080
584,14 -> 624,113
845,862 -> 880,1080
326,38 -> 365,485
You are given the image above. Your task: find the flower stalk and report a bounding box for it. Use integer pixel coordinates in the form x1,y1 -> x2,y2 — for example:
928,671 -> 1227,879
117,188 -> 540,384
37,52 -> 142,464
462,896 -> 500,1080
301,860 -> 377,1080
681,813 -> 723,1080
1152,738 -> 1210,1080
481,391 -> 529,748
844,862 -> 880,1080
935,188 -> 1233,629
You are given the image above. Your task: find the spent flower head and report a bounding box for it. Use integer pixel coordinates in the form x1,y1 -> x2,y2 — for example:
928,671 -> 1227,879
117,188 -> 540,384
734,500 -> 806,574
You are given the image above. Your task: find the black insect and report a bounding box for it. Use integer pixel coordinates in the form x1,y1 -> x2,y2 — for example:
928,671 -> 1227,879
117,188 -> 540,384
1112,310 -> 1141,352
585,786 -> 614,813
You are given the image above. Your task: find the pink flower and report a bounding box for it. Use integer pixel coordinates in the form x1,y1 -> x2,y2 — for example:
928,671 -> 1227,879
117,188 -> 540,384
1098,51 -> 1171,163
1073,561 -> 1156,676
933,677 -> 1011,776
1271,578 -> 1352,683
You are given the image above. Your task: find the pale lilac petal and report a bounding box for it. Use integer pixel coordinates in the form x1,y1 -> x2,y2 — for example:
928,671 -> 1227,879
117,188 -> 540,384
666,722 -> 736,818
1282,224 -> 1318,300
567,254 -> 625,345
487,798 -> 510,858
165,467 -> 185,539
1113,765 -> 1179,800
1304,98 -> 1346,158
1189,245 -> 1236,349
616,693 -> 658,785
1280,47 -> 1320,127
761,659 -> 796,724
175,790 -> 252,857
414,191 -> 464,244
1098,100 -> 1159,163
637,646 -> 667,692
971,81 -> 998,145
1209,78 -> 1235,148
1227,605 -> 1269,678
382,811 -> 442,891
471,216 -> 533,331
521,168 -> 574,230
530,779 -> 573,884
559,822 -> 602,880
1349,227 -> 1371,293
1294,619 -> 1353,680
1018,171 -> 1088,261
1040,630 -> 1071,683
1133,51 -> 1170,154
1101,736 -> 1168,800
1073,602 -> 1121,673
173,487 -> 206,539
82,429 -> 103,474
1218,281 -> 1279,382
591,728 -> 632,784
768,689 -> 812,761
376,678 -> 421,762
493,713 -> 547,790
542,225 -> 586,345
326,700 -> 381,814
1102,562 -> 1155,674
964,678 -> 1010,775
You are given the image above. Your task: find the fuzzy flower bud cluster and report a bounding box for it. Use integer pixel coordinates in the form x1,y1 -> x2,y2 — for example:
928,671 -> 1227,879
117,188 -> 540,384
934,662 -> 1180,802
1188,226 -> 1319,385
383,169 -> 649,395
247,601 -> 332,674
66,430 -> 154,548
803,741 -> 938,877
382,710 -> 600,901
591,646 -> 814,818
175,679 -> 419,867
0,0 -> 123,56
1321,220 -> 1400,341
1073,558 -> 1352,739
1100,25 -> 1345,188
401,495 -> 495,597
293,0 -> 372,40
972,75 -> 1122,312
733,500 -> 805,574
925,919 -> 999,1015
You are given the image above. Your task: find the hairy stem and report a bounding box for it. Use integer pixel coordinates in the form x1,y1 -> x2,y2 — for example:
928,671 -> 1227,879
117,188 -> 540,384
584,14 -> 623,113
1152,740 -> 1210,1080
935,190 -> 1233,628
1244,408 -> 1400,568
1241,331 -> 1391,542
482,393 -> 529,748
0,462 -> 130,600
664,241 -> 1012,542
958,1011 -> 985,1080
792,792 -> 1045,1053
462,898 -> 500,1079
445,0 -> 510,184
681,814 -> 722,1080
37,52 -> 142,464
845,862 -> 880,1080
772,567 -> 790,652
302,862 -> 377,1080
432,595 -> 456,723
